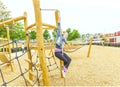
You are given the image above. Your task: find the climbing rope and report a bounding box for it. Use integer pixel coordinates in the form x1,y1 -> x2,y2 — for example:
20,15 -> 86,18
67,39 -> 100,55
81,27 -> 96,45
64,45 -> 85,53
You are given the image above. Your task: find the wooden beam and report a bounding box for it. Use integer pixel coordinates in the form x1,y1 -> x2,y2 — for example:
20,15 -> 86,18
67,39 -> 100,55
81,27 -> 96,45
26,22 -> 56,31
0,16 -> 25,27
42,23 -> 56,29
26,23 -> 36,31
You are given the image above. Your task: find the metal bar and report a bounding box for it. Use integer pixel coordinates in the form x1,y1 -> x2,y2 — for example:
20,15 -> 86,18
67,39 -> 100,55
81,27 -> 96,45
40,8 -> 58,11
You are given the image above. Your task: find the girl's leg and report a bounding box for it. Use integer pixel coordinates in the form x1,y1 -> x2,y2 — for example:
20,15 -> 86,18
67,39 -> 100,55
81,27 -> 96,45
55,52 -> 68,66
63,53 -> 71,69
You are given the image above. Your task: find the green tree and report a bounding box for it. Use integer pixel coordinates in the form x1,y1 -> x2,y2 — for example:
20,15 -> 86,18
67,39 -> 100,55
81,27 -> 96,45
52,29 -> 57,39
0,1 -> 25,40
86,33 -> 91,38
43,30 -> 51,40
29,30 -> 36,40
16,29 -> 25,40
9,22 -> 25,40
52,28 -> 81,41
0,0 -> 11,37
66,28 -> 72,40
67,29 -> 80,41
81,34 -> 86,41
0,22 -> 25,40
66,28 -> 71,35
0,0 -> 11,22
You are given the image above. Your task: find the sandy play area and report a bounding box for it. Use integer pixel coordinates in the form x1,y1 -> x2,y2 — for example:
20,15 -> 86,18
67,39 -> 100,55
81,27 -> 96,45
50,45 -> 120,86
0,45 -> 120,86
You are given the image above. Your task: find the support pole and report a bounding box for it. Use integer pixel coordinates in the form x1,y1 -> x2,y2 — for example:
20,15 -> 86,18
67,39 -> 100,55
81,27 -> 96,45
55,10 -> 59,26
24,12 -> 33,80
87,38 -> 92,58
32,0 -> 50,85
6,27 -> 14,72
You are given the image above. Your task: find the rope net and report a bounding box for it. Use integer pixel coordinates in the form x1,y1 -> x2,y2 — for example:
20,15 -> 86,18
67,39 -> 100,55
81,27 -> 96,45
0,39 -> 61,86
0,40 -> 42,86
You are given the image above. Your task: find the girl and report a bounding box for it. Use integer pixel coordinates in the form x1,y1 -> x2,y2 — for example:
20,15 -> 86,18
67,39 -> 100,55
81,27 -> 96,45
55,17 -> 71,78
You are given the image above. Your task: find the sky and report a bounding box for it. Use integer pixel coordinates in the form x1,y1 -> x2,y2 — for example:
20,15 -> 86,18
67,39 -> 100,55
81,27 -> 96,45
1,0 -> 120,34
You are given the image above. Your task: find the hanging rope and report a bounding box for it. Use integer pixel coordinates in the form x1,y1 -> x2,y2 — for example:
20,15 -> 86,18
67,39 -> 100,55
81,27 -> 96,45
0,69 -> 6,86
64,45 -> 85,53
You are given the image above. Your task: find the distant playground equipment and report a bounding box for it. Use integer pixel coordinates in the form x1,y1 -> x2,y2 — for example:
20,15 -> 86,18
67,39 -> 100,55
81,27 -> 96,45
0,0 -> 89,86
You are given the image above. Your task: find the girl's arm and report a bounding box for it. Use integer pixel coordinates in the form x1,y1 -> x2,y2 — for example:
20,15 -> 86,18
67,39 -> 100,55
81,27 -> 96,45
56,23 -> 61,38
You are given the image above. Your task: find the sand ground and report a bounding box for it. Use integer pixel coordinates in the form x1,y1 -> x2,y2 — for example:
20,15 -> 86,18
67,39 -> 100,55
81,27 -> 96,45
50,45 -> 120,86
0,45 -> 120,86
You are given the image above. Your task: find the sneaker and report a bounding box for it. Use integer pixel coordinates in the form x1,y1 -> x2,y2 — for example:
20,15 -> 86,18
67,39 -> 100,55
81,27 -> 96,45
62,70 -> 66,78
63,66 -> 68,72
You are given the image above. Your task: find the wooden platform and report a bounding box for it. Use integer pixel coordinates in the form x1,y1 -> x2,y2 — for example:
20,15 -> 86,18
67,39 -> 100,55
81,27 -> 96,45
0,52 -> 9,62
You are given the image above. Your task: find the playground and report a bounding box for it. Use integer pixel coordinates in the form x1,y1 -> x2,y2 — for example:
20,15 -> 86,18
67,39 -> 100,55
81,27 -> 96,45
1,45 -> 120,86
1,0 -> 120,86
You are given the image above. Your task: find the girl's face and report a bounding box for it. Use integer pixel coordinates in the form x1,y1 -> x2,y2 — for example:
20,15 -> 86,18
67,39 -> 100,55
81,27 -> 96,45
63,32 -> 68,39
60,29 -> 62,33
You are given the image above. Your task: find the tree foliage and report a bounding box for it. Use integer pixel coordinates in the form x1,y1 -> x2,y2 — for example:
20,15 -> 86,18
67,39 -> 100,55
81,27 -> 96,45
66,28 -> 71,35
66,28 -> 80,41
52,28 -> 81,41
0,1 -> 25,40
0,22 -> 25,40
29,30 -> 36,40
9,22 -> 25,40
0,0 -> 11,22
52,29 -> 57,39
0,0 -> 11,37
43,30 -> 51,40
81,34 -> 86,41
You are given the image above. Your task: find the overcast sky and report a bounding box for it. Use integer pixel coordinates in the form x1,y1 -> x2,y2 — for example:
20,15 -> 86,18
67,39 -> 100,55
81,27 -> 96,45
1,0 -> 120,34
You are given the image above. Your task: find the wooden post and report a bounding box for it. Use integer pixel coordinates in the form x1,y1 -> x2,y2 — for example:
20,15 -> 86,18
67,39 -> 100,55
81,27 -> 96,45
87,38 -> 92,58
24,12 -> 33,80
101,40 -> 104,47
32,0 -> 50,85
6,27 -> 14,72
2,38 -> 5,52
0,38 -> 1,51
55,10 -> 59,26
55,10 -> 63,77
